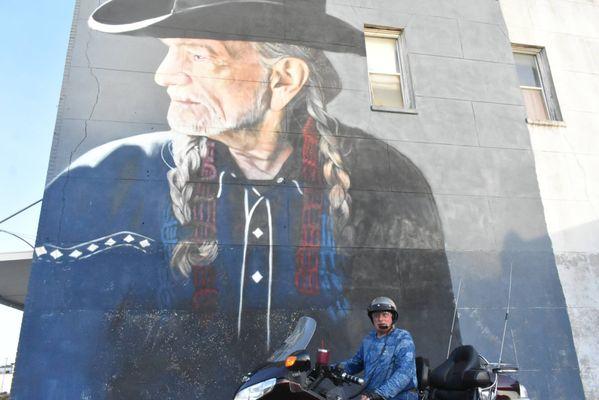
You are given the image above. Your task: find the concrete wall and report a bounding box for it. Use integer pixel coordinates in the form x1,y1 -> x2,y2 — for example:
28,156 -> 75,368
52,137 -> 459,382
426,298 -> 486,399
13,0 -> 584,398
500,0 -> 599,398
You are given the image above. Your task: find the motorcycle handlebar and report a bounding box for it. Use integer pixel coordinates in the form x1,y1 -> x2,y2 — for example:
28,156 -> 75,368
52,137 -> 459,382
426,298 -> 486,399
339,371 -> 364,386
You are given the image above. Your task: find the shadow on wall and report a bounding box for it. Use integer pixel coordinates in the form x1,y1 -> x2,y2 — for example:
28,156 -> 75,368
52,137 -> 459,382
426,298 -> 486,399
447,230 -> 584,399
544,218 -> 599,400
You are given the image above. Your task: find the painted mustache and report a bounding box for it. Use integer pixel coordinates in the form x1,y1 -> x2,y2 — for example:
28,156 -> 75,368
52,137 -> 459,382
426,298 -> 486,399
167,89 -> 224,122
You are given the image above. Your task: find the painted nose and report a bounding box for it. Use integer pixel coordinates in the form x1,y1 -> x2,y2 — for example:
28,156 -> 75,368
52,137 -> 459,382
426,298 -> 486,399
154,48 -> 191,87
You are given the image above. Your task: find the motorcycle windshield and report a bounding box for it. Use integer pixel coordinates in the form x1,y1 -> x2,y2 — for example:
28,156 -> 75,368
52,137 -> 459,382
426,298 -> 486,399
268,316 -> 317,362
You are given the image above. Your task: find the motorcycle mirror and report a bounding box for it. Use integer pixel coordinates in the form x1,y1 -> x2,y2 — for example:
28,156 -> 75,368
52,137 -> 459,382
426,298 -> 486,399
492,363 -> 518,374
493,366 -> 518,374
285,350 -> 311,372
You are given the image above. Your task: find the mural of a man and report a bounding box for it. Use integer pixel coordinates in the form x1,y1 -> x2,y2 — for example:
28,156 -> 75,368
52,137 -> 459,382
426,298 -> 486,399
14,1 -> 458,399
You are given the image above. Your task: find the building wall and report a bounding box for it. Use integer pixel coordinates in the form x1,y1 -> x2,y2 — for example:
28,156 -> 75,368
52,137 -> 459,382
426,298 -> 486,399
500,0 -> 599,398
13,0 -> 584,398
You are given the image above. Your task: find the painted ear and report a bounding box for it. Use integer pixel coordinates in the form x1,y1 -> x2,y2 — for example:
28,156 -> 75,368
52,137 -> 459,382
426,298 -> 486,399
269,57 -> 310,111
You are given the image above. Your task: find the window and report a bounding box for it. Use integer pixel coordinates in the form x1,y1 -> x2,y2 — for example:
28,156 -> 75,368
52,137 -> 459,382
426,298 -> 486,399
365,26 -> 415,111
512,45 -> 562,122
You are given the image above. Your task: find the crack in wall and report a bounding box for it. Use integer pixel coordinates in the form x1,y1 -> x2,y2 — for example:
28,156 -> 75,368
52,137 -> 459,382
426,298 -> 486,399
57,25 -> 101,241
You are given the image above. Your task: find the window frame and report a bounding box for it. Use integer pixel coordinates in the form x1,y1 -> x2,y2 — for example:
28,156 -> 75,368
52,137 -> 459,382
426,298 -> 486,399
512,44 -> 563,123
364,25 -> 416,113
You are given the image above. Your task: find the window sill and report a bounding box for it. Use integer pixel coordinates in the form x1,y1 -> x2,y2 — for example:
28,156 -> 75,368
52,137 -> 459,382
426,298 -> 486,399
526,118 -> 566,127
371,105 -> 418,114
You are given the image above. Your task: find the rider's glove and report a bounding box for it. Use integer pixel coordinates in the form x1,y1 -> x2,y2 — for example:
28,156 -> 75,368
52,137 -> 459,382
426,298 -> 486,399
331,363 -> 344,373
363,391 -> 385,400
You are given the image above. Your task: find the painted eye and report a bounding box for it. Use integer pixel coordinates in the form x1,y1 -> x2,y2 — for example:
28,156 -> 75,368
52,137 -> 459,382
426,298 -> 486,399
193,54 -> 205,61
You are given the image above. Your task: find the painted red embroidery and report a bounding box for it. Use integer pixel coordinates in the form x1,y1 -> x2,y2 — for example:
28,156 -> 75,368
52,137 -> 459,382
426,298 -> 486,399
191,140 -> 218,312
295,117 -> 323,295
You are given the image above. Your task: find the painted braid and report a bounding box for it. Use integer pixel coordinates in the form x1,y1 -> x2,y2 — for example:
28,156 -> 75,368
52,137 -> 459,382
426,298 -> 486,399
306,85 -> 351,226
167,135 -> 218,276
256,43 -> 351,227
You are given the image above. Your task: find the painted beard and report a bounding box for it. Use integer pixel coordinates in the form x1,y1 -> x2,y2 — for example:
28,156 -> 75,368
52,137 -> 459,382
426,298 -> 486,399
166,79 -> 271,137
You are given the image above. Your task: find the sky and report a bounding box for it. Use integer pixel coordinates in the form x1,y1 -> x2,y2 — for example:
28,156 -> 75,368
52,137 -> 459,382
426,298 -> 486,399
0,0 -> 76,390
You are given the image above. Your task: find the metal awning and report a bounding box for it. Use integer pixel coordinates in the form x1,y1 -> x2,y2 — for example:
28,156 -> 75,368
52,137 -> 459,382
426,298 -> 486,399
0,251 -> 32,310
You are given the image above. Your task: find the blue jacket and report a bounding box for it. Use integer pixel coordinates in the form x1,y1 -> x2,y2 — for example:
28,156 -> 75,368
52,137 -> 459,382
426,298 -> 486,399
342,328 -> 418,400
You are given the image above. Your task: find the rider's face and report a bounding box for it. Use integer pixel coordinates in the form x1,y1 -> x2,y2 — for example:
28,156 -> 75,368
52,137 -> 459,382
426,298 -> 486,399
372,311 -> 394,334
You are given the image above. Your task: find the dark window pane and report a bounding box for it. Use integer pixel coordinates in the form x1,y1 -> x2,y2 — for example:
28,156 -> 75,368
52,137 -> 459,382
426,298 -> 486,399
514,53 -> 542,87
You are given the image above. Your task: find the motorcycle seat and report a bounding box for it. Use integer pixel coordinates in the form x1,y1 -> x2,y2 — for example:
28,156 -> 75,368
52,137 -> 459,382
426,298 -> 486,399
429,345 -> 493,390
415,356 -> 429,391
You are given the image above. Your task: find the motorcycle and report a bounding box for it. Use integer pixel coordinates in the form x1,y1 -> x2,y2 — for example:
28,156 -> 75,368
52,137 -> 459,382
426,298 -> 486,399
233,316 -> 365,400
233,316 -> 530,400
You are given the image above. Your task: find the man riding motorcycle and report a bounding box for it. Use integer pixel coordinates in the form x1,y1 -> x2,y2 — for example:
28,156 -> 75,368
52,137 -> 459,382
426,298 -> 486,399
337,297 -> 418,400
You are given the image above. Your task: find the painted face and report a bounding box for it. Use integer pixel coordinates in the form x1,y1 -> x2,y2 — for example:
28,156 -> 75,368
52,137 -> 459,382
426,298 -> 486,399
372,311 -> 394,334
155,38 -> 269,136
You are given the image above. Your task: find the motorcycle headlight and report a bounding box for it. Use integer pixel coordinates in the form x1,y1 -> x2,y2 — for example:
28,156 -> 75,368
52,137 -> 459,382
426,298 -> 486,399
234,378 -> 277,400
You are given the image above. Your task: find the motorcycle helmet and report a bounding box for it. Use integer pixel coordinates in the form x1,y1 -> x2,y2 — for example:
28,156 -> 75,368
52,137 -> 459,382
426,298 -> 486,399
367,296 -> 398,324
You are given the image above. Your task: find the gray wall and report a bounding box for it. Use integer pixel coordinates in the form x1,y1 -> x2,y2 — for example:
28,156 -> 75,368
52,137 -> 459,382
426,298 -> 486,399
500,0 -> 599,398
328,1 -> 582,397
15,0 -> 584,398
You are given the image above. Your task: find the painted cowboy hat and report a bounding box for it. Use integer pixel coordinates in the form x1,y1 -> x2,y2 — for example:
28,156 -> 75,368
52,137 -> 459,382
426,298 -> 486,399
88,0 -> 365,55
